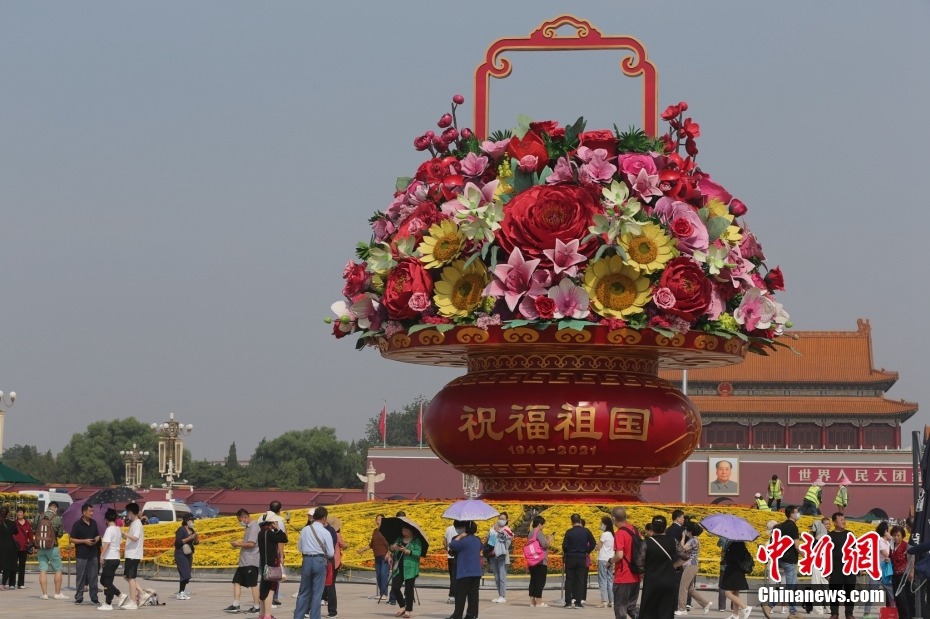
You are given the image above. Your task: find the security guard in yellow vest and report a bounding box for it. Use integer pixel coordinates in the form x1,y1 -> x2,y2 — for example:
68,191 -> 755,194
753,493 -> 771,510
768,474 -> 783,510
801,479 -> 823,516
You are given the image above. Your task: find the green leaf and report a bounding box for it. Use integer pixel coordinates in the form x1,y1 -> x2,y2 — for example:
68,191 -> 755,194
649,326 -> 677,338
435,323 -> 456,333
537,166 -> 552,185
594,243 -> 614,261
407,324 -> 437,334
512,169 -> 534,193
502,319 -> 533,329
514,113 -> 533,139
564,116 -> 586,147
558,319 -> 597,331
354,337 -> 368,351
705,216 -> 731,242
395,177 -> 413,192
463,252 -> 480,269
697,207 -> 710,222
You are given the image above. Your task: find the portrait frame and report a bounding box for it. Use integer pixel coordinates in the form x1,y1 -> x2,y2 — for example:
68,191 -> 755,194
708,456 -> 740,495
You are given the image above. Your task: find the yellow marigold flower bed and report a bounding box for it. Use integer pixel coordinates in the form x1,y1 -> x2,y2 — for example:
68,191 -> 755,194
144,503 -> 877,575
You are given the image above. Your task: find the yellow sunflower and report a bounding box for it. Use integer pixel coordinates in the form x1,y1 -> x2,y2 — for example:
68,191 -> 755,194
618,222 -> 678,274
583,255 -> 652,318
418,220 -> 465,269
433,259 -> 490,318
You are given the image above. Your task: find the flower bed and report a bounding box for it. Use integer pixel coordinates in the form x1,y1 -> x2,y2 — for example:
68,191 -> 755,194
146,503 -> 875,576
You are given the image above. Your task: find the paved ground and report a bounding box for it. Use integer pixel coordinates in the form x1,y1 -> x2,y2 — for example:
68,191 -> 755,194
3,572 -> 779,619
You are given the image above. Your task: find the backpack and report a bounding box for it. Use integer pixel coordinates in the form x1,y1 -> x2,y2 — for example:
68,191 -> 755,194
621,526 -> 645,575
36,513 -> 56,550
481,542 -> 496,559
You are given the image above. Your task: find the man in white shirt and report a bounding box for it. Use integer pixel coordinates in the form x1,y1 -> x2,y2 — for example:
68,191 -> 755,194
99,508 -> 125,611
121,502 -> 144,609
294,507 -> 335,619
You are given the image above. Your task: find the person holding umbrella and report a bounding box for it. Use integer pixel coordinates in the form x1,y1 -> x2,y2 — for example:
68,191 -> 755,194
701,513 -> 759,619
389,522 -> 424,618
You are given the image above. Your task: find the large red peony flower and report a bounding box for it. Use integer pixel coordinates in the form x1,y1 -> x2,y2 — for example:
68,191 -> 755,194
496,185 -> 602,267
578,130 -> 616,156
506,131 -> 549,173
657,257 -> 712,322
382,259 -> 433,320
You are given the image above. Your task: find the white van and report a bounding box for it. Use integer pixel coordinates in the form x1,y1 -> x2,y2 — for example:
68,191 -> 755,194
141,500 -> 193,523
18,489 -> 74,515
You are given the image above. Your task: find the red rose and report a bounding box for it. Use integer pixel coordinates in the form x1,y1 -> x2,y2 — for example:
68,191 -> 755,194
657,257 -> 712,321
764,266 -> 785,292
529,120 -> 559,134
534,296 -> 557,320
382,259 -> 433,320
506,131 -> 549,173
496,184 -> 602,267
578,130 -> 616,156
415,158 -> 448,184
342,261 -> 370,297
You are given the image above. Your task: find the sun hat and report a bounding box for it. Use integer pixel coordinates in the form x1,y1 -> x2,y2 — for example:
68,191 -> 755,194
262,510 -> 284,525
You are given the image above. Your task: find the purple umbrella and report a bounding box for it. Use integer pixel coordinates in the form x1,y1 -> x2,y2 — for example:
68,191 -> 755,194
442,499 -> 500,521
700,513 -> 760,542
60,500 -> 110,537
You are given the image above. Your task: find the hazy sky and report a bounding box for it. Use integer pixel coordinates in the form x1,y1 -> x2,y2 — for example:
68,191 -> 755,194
2,1 -> 928,461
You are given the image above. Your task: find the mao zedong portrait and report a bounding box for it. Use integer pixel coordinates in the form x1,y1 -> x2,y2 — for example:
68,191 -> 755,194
709,459 -> 739,494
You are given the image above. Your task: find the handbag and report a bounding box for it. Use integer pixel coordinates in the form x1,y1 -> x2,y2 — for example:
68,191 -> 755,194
263,565 -> 283,582
523,531 -> 545,567
181,543 -> 193,555
881,559 -> 894,586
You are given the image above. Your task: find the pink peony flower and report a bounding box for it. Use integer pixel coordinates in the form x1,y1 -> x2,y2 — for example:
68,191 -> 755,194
407,292 -> 431,313
653,197 -> 709,255
542,238 -> 587,277
372,218 -> 396,242
653,286 -> 676,310
484,247 -> 548,311
617,153 -> 658,178
695,173 -> 732,206
517,155 -> 539,173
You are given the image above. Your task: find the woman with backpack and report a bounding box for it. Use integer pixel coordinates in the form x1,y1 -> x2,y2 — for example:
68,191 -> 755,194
526,515 -> 551,608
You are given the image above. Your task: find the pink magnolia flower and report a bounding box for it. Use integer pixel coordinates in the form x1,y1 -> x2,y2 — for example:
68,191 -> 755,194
546,156 -> 575,184
733,288 -> 789,332
739,229 -> 765,260
459,153 -> 489,177
719,244 -> 756,290
578,148 -> 617,185
480,138 -> 511,161
485,247 -> 548,311
542,238 -> 587,277
548,279 -> 590,319
330,299 -> 357,334
372,217 -> 396,243
704,284 -> 725,320
653,197 -> 709,255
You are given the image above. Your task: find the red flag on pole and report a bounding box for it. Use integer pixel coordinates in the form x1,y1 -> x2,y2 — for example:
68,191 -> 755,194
417,402 -> 423,447
378,403 -> 387,447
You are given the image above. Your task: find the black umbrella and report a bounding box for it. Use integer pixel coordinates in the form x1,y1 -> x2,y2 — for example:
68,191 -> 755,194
379,516 -> 430,555
84,487 -> 143,505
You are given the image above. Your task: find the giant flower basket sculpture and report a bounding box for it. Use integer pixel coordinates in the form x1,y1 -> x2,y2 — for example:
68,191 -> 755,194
330,20 -> 788,501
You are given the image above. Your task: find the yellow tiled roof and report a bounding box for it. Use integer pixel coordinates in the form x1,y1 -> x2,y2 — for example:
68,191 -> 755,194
689,395 -> 917,417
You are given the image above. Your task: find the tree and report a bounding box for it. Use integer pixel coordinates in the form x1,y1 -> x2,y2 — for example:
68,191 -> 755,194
0,444 -> 59,483
225,442 -> 240,470
57,418 -> 161,486
246,427 -> 364,490
362,396 -> 429,447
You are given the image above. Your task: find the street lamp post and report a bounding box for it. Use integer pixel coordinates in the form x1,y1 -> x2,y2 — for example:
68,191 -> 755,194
0,390 -> 16,457
119,443 -> 150,489
150,413 -> 193,501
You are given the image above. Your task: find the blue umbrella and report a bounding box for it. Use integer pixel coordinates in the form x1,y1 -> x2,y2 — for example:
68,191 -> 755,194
189,501 -> 219,518
700,513 -> 760,542
442,499 -> 499,521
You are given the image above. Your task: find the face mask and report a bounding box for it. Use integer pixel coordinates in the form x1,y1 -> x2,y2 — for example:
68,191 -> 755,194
599,524 -> 607,532
240,521 -> 248,528
455,527 -> 465,535
497,519 -> 506,526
